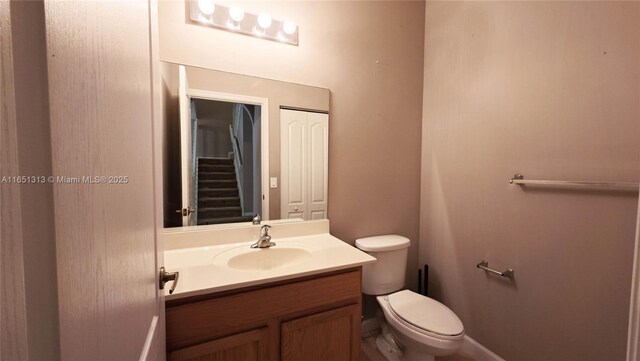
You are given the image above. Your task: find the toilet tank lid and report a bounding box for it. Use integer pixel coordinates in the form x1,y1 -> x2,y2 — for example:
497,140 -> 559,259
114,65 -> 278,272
355,235 -> 410,252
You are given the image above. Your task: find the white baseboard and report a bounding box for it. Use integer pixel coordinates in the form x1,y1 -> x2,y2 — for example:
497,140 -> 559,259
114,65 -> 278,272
460,335 -> 505,361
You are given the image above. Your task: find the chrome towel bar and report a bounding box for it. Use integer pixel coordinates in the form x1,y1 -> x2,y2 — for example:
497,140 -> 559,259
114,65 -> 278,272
477,260 -> 514,279
509,174 -> 639,190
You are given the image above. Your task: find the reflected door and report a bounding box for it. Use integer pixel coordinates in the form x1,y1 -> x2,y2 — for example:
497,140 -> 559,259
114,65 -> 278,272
280,109 -> 328,220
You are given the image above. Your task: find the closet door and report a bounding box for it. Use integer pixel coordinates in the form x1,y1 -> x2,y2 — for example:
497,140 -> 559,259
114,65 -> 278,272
280,109 -> 329,221
280,109 -> 308,219
306,113 -> 329,220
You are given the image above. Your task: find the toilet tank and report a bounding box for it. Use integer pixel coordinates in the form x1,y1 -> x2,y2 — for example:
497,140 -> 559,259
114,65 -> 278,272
355,235 -> 410,295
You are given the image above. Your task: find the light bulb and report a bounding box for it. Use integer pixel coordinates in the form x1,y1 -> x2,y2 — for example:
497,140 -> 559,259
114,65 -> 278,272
229,6 -> 245,22
257,13 -> 272,29
197,0 -> 215,16
282,20 -> 297,35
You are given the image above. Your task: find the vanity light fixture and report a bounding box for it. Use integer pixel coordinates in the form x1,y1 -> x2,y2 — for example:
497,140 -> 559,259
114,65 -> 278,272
197,0 -> 215,16
188,1 -> 299,45
254,13 -> 272,36
257,13 -> 272,30
228,6 -> 245,23
282,20 -> 297,35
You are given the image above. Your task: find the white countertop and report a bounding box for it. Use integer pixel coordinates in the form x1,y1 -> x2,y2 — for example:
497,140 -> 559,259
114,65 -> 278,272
164,231 -> 376,301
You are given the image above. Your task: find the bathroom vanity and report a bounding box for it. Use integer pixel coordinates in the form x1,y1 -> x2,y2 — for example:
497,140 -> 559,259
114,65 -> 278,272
163,220 -> 375,361
166,268 -> 361,361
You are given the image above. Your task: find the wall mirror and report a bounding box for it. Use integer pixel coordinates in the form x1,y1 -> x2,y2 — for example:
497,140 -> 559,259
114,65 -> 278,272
161,62 -> 330,228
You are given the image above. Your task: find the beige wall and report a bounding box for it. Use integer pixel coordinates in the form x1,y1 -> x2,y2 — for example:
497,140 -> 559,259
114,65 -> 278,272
420,2 -> 640,360
158,1 -> 425,287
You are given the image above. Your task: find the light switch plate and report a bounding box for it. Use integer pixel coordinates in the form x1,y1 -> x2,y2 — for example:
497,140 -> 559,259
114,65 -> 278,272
270,177 -> 278,188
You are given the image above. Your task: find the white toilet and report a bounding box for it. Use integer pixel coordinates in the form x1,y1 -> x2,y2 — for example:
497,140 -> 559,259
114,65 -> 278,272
356,235 -> 464,361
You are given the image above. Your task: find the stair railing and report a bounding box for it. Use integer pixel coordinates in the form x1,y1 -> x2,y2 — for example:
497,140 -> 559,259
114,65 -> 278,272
231,104 -> 255,217
229,122 -> 245,216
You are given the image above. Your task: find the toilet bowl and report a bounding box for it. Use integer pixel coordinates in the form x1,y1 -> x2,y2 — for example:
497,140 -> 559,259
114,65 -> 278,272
356,235 -> 464,361
377,290 -> 464,361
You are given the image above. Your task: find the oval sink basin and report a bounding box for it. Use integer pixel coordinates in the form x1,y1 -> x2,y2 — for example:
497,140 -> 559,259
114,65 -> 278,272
213,243 -> 316,271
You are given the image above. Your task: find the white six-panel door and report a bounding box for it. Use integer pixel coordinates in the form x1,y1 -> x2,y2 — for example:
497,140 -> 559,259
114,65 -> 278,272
280,109 -> 328,220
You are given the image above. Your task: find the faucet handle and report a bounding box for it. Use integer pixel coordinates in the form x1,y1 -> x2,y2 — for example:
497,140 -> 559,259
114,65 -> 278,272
251,225 -> 275,248
252,214 -> 261,225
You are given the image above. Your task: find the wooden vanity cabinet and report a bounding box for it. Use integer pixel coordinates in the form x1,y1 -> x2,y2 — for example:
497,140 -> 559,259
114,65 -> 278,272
281,304 -> 359,361
168,328 -> 270,361
165,268 -> 362,361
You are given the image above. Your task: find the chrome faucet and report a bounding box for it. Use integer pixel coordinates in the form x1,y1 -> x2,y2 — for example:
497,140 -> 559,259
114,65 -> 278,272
251,225 -> 275,248
252,214 -> 261,225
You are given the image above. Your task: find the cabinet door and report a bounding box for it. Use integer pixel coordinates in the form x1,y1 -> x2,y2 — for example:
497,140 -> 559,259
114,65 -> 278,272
168,328 -> 270,361
281,305 -> 360,361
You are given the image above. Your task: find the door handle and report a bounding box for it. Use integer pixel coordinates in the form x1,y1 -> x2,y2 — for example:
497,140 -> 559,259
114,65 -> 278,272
159,267 -> 179,294
176,207 -> 195,216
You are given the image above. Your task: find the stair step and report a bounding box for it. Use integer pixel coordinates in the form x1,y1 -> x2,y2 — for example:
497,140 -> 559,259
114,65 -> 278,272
197,215 -> 254,226
198,157 -> 234,166
198,188 -> 239,198
198,164 -> 235,172
199,206 -> 241,212
198,197 -> 241,208
198,172 -> 236,181
198,180 -> 237,189
198,206 -> 242,218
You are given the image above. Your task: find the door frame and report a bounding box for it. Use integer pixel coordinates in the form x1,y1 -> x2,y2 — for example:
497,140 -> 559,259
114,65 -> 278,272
187,88 -> 270,220
627,199 -> 640,361
178,65 -> 193,226
144,0 -> 165,359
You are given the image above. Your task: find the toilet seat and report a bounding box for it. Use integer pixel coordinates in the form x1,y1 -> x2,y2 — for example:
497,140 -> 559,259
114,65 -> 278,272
377,293 -> 464,358
387,290 -> 464,339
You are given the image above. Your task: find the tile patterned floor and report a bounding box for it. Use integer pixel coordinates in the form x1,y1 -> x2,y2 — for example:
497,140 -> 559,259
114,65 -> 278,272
361,335 -> 476,361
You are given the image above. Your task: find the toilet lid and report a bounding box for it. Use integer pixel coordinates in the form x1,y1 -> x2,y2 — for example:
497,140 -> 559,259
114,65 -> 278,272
387,290 -> 464,336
